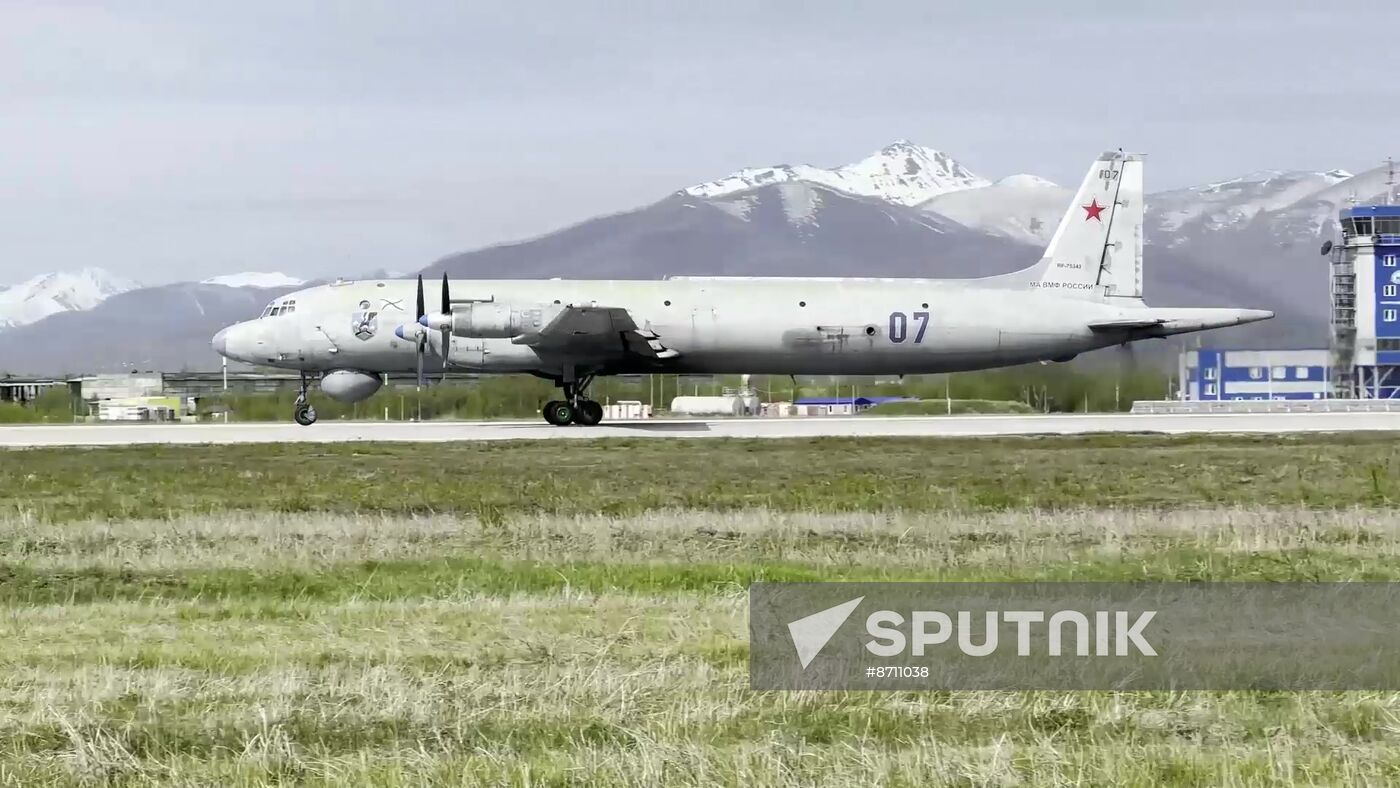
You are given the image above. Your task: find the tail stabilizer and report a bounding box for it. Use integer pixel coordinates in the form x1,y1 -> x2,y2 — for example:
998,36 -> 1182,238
1024,151 -> 1144,300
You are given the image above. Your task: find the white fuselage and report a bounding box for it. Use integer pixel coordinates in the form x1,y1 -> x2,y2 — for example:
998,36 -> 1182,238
212,151 -> 1276,401
216,276 -> 1165,378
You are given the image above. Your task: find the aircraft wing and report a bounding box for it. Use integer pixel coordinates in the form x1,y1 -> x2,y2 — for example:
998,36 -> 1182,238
1088,308 -> 1272,336
513,305 -> 680,360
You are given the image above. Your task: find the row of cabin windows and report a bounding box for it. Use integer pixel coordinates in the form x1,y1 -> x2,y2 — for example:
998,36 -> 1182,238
1342,217 -> 1400,236
1380,338 -> 1400,351
1202,366 -> 1313,381
259,300 -> 296,318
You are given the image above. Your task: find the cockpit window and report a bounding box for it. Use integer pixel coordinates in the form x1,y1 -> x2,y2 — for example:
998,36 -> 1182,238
259,299 -> 297,319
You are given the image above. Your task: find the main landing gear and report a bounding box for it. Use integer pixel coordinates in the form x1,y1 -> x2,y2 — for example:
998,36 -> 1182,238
293,372 -> 318,426
543,374 -> 603,427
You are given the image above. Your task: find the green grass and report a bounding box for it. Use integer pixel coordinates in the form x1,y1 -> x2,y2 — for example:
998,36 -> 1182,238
4,433 -> 1400,523
4,437 -> 1400,784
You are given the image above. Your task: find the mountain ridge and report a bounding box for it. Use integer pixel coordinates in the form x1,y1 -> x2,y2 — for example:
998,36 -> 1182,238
683,141 -> 990,207
0,141 -> 1376,373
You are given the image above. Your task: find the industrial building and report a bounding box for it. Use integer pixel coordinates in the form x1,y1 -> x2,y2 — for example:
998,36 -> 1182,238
0,371 -> 500,421
1178,349 -> 1330,401
1179,192 -> 1400,403
0,372 -> 303,421
792,396 -> 916,415
1329,203 -> 1400,398
68,372 -> 303,421
0,376 -> 64,405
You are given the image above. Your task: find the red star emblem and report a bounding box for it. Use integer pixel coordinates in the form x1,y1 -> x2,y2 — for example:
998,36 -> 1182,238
1082,198 -> 1106,222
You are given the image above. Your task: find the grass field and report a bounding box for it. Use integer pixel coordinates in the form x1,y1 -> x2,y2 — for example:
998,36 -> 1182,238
4,433 -> 1400,523
3,435 -> 1400,785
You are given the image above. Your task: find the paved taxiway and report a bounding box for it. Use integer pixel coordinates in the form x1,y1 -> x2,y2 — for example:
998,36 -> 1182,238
1,412 -> 1399,447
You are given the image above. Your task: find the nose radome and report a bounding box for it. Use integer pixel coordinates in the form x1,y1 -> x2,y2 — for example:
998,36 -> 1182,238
212,327 -> 230,356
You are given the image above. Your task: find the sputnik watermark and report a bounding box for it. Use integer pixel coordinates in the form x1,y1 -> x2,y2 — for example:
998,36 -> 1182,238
789,598 -> 1155,669
750,583 -> 1400,690
864,609 -> 1156,658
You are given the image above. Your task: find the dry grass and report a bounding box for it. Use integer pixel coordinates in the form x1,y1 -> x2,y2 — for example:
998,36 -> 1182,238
4,506 -> 1399,572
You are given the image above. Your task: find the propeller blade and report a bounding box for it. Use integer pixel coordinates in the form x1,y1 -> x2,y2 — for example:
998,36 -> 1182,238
415,274 -> 425,321
440,273 -> 451,383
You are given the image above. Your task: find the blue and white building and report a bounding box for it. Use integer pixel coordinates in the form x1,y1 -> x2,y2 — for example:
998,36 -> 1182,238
1175,196 -> 1400,402
1179,349 -> 1331,401
792,396 -> 916,415
1330,204 -> 1400,398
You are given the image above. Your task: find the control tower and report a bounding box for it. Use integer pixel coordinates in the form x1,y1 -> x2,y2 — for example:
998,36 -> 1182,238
1329,196 -> 1400,398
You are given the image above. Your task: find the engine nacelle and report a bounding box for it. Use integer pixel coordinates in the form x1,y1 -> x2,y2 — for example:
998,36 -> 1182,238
320,369 -> 383,403
447,302 -> 564,338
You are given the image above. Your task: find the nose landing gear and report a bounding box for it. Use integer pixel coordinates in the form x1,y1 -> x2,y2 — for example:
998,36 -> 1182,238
293,372 -> 318,426
543,373 -> 603,426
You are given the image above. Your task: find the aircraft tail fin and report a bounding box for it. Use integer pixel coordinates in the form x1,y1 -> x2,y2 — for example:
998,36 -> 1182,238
1027,151 -> 1144,300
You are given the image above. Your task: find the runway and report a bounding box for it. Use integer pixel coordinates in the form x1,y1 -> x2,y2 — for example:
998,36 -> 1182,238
2,412 -> 1399,447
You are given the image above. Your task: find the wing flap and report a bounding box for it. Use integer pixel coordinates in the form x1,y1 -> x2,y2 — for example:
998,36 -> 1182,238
1088,318 -> 1167,331
515,305 -> 680,361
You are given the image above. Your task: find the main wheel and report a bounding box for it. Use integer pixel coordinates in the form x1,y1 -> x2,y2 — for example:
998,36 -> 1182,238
543,400 -> 575,426
575,400 -> 603,426
294,404 -> 317,426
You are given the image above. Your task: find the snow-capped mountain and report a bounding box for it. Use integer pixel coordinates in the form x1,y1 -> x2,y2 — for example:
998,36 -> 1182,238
3,141 -> 1388,371
920,174 -> 1070,244
1149,169 -> 1354,243
685,140 -> 990,206
1259,163 -> 1400,243
201,272 -> 306,288
0,268 -> 138,330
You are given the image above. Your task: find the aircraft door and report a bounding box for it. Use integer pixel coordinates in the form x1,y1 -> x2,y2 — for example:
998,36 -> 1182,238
690,289 -> 718,351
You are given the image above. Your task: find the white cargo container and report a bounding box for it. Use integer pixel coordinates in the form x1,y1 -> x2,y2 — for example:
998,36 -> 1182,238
669,395 -> 745,416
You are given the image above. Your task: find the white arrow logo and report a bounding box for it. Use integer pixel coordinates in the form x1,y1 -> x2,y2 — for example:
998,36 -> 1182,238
787,596 -> 864,669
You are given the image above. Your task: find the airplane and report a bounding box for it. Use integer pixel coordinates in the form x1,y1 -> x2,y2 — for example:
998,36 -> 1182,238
211,150 -> 1272,426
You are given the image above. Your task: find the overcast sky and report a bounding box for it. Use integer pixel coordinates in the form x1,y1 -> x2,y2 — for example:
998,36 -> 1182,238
2,1 -> 1397,285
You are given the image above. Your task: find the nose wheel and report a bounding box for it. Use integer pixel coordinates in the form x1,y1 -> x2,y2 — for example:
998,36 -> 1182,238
544,374 -> 603,426
293,373 -> 318,426
294,402 -> 318,426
